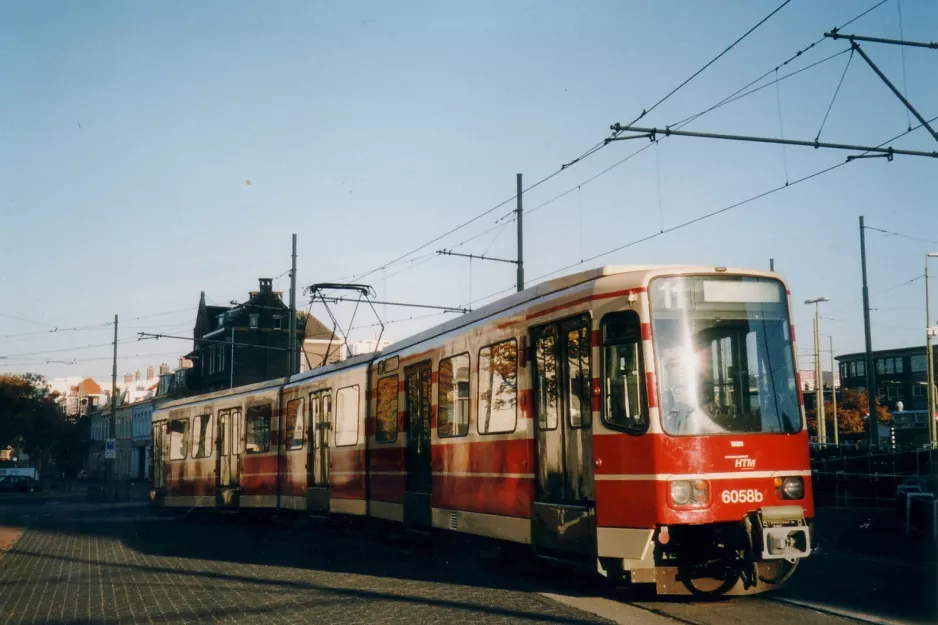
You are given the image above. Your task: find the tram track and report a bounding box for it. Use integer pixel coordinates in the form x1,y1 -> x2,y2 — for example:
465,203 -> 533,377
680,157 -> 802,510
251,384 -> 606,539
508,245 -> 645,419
541,580 -> 908,625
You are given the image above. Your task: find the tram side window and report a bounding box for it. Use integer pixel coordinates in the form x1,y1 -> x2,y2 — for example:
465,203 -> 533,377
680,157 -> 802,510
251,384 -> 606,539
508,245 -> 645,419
439,354 -> 470,437
190,414 -> 213,459
245,404 -> 272,454
335,386 -> 360,447
478,339 -> 518,434
375,376 -> 399,443
602,311 -> 648,433
169,418 -> 189,460
284,398 -> 304,450
231,408 -> 242,455
565,323 -> 592,428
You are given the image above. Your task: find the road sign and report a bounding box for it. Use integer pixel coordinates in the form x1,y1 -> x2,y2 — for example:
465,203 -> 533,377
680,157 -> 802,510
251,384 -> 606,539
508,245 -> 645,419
927,326 -> 938,337
104,438 -> 116,459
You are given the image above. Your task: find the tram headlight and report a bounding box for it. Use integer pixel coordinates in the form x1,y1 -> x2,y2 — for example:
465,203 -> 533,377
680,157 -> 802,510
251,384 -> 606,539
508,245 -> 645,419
669,479 -> 710,507
775,476 -> 804,500
670,481 -> 692,505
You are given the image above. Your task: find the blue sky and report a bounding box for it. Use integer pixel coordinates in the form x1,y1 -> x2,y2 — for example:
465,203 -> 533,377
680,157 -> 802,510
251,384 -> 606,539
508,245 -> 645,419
1,0 -> 936,381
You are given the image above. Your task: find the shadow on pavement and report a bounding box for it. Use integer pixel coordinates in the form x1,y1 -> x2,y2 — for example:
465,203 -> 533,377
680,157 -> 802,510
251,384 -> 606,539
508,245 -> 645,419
1,506 -> 610,624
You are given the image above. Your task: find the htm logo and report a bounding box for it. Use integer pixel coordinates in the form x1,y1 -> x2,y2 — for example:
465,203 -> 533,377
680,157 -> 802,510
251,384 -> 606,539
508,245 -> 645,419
734,458 -> 756,469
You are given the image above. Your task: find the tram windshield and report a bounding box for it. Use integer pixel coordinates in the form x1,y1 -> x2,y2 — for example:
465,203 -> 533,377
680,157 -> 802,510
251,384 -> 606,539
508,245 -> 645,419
650,275 -> 801,436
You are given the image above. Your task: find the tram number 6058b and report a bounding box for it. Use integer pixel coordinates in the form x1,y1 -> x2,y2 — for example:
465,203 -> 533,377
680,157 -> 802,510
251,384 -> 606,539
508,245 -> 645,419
721,489 -> 764,504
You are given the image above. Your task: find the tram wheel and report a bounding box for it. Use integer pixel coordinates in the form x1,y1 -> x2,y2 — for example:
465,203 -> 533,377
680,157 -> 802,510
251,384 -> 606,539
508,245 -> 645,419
756,559 -> 799,586
679,564 -> 740,598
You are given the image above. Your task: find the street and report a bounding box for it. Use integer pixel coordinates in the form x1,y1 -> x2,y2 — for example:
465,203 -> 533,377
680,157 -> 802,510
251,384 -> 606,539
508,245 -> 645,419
1,500 -> 934,625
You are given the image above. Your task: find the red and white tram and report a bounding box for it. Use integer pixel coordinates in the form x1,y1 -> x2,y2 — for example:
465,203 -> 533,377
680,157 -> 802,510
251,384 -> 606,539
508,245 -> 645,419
150,266 -> 814,595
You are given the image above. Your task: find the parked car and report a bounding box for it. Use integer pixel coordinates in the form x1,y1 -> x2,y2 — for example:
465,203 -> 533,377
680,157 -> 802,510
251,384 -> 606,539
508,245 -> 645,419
0,475 -> 40,493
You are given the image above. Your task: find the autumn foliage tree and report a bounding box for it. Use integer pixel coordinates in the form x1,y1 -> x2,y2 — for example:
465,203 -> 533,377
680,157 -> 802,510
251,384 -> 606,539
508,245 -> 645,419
0,373 -> 88,477
806,388 -> 891,436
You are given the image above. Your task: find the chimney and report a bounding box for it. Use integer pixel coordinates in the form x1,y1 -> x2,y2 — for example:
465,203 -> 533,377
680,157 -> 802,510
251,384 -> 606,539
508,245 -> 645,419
160,363 -> 170,375
123,373 -> 133,384
178,358 -> 185,370
135,370 -> 140,382
259,278 -> 273,293
146,366 -> 154,380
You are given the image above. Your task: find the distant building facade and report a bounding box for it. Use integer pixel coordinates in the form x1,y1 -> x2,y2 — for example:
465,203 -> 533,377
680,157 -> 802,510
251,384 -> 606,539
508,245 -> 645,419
836,346 -> 938,412
184,278 -> 335,394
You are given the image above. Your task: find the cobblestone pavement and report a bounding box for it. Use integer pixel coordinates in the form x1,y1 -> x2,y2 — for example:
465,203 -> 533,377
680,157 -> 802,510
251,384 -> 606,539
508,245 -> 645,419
0,506 -> 611,625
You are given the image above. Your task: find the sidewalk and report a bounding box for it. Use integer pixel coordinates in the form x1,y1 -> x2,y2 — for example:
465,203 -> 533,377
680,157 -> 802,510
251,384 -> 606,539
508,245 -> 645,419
813,505 -> 937,563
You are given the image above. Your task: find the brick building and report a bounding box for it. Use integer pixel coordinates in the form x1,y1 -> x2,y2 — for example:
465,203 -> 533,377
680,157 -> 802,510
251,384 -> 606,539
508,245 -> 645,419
183,278 -> 336,395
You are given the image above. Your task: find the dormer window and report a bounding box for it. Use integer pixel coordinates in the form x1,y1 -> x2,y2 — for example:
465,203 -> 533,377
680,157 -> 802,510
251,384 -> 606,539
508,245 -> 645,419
217,314 -> 225,328
250,314 -> 259,329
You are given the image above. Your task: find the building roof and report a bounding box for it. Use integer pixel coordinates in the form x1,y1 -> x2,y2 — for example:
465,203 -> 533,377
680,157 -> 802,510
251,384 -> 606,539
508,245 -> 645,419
836,345 -> 927,361
300,312 -> 337,341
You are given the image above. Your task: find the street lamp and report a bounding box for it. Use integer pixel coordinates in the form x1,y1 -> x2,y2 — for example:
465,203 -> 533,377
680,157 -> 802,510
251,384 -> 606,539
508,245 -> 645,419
925,254 -> 938,448
805,297 -> 830,446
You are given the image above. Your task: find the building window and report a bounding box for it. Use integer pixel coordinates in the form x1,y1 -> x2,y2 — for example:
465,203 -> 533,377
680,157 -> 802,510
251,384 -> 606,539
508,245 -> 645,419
887,386 -> 898,400
601,311 -> 647,434
895,358 -> 904,374
856,360 -> 865,377
208,346 -> 216,374
218,346 -> 225,372
335,386 -> 360,447
478,339 -> 518,434
245,404 -> 272,454
273,316 -> 283,330
191,414 -> 213,459
913,384 -> 926,398
169,419 -> 189,460
876,359 -> 885,375
438,354 -> 470,437
911,355 -> 927,373
250,315 -> 259,329
375,375 -> 399,443
284,398 -> 304,450
217,314 -> 225,328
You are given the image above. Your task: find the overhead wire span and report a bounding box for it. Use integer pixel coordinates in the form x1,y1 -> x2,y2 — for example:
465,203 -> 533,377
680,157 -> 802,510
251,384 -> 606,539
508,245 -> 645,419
896,0 -> 912,130
0,350 -> 186,369
0,337 -> 142,360
815,49 -> 855,141
341,0 -> 795,287
864,226 -> 938,246
521,44 -> 860,225
612,0 -> 794,137
671,49 -> 852,130
527,115 -> 938,286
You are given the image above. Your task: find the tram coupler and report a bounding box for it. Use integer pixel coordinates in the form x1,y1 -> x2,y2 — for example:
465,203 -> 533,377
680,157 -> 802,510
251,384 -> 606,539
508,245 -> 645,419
751,506 -> 812,562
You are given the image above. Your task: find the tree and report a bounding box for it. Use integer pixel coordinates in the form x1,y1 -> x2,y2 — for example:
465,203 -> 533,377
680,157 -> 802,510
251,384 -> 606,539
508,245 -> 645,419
805,389 -> 891,436
0,373 -> 88,477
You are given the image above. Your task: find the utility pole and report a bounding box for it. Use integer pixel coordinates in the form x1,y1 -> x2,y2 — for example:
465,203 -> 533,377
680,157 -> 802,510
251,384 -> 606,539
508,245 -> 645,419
230,326 -> 235,389
289,233 -> 298,375
806,297 -> 829,446
859,216 -> 879,449
926,253 -> 937,447
108,314 -> 118,500
830,335 -> 839,447
516,173 -> 524,292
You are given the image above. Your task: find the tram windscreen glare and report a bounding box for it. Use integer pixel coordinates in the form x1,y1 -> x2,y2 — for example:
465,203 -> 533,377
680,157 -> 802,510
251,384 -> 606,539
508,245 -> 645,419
650,276 -> 801,436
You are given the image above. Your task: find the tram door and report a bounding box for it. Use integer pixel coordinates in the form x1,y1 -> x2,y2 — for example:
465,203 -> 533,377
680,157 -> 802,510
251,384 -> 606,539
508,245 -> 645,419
530,315 -> 595,560
307,390 -> 332,514
216,408 -> 242,508
404,362 -> 433,528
